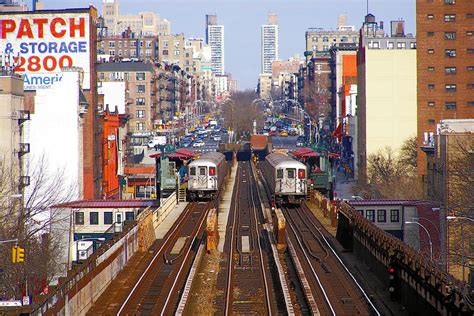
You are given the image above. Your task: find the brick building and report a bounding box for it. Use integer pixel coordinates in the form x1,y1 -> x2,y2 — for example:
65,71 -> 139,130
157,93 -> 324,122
416,0 -> 474,178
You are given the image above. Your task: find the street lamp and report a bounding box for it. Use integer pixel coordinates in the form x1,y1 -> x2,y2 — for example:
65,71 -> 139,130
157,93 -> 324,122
405,221 -> 433,260
447,216 -> 474,223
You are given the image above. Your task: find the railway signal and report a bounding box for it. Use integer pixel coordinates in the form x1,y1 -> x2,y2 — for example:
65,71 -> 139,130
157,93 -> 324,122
388,265 -> 399,301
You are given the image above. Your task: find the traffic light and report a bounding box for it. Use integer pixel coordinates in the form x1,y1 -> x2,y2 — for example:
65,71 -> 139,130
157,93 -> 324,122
12,246 -> 25,263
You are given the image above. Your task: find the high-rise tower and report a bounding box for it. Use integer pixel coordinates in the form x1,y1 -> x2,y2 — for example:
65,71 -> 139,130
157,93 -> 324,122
261,13 -> 279,74
206,14 -> 225,75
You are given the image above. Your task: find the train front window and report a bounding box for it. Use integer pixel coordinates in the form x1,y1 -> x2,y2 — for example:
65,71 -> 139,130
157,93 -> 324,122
287,169 -> 295,179
199,167 -> 206,176
190,167 -> 196,175
277,169 -> 283,178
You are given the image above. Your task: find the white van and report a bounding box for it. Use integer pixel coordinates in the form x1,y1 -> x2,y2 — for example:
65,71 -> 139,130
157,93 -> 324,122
148,135 -> 167,148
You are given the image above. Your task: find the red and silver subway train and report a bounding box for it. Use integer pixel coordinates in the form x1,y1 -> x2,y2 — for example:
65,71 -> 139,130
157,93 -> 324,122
187,152 -> 229,201
260,152 -> 307,206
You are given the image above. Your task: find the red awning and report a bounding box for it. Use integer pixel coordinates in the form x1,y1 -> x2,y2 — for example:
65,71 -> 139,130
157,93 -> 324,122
296,151 -> 320,158
328,152 -> 340,158
175,148 -> 196,159
149,152 -> 161,159
292,147 -> 314,155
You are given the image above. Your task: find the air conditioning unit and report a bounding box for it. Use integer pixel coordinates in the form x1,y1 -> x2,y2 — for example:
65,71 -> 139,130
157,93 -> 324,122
18,143 -> 30,155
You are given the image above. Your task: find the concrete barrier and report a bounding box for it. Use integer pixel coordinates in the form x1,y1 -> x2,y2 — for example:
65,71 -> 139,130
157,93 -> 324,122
153,192 -> 177,235
33,222 -> 138,316
273,208 -> 286,251
33,194 -> 179,315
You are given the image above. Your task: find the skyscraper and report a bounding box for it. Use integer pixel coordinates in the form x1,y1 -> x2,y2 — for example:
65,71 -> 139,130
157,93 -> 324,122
206,14 -> 225,75
261,14 -> 279,74
416,1 -> 474,177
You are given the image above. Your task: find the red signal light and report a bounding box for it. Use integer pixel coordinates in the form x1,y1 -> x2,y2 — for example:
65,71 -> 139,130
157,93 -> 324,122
209,167 -> 216,176
298,169 -> 305,179
389,267 -> 395,273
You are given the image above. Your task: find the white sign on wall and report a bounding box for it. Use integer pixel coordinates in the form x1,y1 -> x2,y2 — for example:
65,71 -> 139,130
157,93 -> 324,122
0,12 -> 91,90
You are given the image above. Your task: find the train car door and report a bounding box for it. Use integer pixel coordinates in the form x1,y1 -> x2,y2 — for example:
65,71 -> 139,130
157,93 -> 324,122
198,166 -> 208,188
276,168 -> 283,192
286,168 -> 297,193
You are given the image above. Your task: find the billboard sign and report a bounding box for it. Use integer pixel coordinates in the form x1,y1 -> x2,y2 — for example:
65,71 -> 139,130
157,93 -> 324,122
0,12 -> 91,90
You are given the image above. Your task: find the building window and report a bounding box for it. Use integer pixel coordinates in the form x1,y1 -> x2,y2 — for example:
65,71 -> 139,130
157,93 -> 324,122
323,36 -> 329,42
444,14 -> 456,22
75,212 -> 84,225
467,83 -> 474,89
136,122 -> 145,131
445,102 -> 457,110
467,13 -> 474,19
137,85 -> 146,93
126,212 -> 135,221
388,42 -> 394,49
428,66 -> 435,72
428,84 -> 435,90
136,110 -> 145,118
397,42 -> 406,49
366,210 -> 375,222
109,50 -> 115,56
467,101 -> 474,107
377,210 -> 387,222
468,66 -> 474,72
104,212 -> 113,225
445,67 -> 456,74
410,42 -> 416,49
427,14 -> 434,19
341,36 -> 348,42
428,101 -> 435,107
444,32 -> 456,40
427,31 -> 434,37
427,49 -> 434,54
467,48 -> 474,54
90,212 -> 99,225
444,0 -> 455,4
136,72 -> 145,81
444,83 -> 458,92
467,31 -> 474,36
109,41 -> 115,48
428,119 -> 436,125
445,49 -> 456,57
174,50 -> 180,56
390,210 -> 399,222
445,84 -> 457,92
136,98 -> 145,105
312,36 -> 318,42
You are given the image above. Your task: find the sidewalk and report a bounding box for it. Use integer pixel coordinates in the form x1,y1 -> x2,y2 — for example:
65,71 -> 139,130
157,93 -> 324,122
333,170 -> 356,200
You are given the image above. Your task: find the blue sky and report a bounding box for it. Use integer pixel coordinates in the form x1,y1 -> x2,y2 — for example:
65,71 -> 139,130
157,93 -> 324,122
43,0 -> 415,90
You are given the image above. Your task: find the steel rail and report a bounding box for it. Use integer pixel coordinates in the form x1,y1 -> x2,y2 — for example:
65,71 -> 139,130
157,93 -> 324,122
301,204 -> 382,316
248,163 -> 273,315
161,202 -> 211,315
284,207 -> 336,315
224,164 -> 242,316
117,202 -> 198,316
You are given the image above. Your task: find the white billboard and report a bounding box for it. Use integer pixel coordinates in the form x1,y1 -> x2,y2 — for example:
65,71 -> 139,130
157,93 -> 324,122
0,12 -> 91,90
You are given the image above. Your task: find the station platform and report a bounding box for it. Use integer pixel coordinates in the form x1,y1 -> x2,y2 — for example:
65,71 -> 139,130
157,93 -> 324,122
156,201 -> 188,239
217,162 -> 238,252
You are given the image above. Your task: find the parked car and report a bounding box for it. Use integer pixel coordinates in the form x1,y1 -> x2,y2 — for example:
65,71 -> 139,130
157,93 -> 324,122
296,136 -> 306,147
213,135 -> 222,141
280,131 -> 289,137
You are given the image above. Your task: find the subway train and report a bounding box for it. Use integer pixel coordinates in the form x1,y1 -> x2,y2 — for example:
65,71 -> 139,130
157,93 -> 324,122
187,152 -> 230,201
260,152 -> 307,206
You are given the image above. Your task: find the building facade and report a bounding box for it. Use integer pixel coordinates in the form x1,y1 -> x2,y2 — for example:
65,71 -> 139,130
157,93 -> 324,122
206,14 -> 225,75
416,0 -> 474,177
98,32 -> 159,61
261,14 -> 279,74
357,22 -> 417,180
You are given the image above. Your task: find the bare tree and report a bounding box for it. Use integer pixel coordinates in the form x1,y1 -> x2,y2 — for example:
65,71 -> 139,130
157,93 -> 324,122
223,90 -> 264,140
353,136 -> 423,199
0,155 -> 76,299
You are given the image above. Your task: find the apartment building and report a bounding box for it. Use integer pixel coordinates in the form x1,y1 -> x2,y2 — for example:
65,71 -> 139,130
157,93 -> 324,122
0,72 -> 30,195
416,0 -> 474,177
98,32 -> 158,61
206,14 -> 225,75
97,62 -> 156,132
261,14 -> 279,74
102,0 -> 170,35
157,33 -> 186,67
